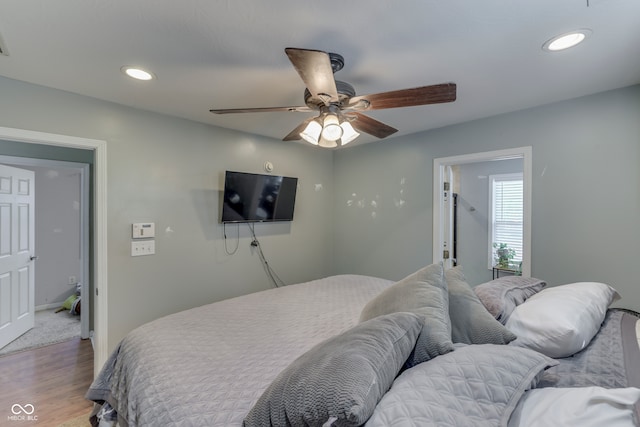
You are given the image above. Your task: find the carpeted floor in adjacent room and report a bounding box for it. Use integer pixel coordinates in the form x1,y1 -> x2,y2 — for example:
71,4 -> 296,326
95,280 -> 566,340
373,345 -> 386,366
0,309 -> 81,356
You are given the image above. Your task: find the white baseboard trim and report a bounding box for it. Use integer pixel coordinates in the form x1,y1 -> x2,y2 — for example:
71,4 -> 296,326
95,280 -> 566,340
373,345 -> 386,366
36,302 -> 65,311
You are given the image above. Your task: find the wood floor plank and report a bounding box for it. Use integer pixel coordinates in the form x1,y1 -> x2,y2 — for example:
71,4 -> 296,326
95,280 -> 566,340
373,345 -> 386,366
0,338 -> 93,426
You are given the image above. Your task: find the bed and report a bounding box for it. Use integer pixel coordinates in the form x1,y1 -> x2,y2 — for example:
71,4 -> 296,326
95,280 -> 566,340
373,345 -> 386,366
86,264 -> 640,427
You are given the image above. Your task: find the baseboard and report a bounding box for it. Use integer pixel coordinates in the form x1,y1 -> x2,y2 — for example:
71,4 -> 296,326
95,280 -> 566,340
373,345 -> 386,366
36,302 -> 65,311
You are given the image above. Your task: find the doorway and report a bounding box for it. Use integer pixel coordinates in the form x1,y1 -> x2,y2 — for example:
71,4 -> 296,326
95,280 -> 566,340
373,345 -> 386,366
0,157 -> 90,346
433,147 -> 532,284
0,126 -> 108,376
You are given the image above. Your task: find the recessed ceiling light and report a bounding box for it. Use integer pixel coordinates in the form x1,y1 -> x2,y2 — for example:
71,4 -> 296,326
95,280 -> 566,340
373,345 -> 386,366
121,66 -> 155,81
543,29 -> 592,52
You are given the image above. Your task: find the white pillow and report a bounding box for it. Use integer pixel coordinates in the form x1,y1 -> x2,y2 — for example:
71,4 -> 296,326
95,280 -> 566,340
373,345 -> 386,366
506,282 -> 620,358
508,387 -> 640,427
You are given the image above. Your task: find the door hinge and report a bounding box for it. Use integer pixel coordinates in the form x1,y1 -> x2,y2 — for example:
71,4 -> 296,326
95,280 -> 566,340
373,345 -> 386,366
443,250 -> 450,259
95,288 -> 99,296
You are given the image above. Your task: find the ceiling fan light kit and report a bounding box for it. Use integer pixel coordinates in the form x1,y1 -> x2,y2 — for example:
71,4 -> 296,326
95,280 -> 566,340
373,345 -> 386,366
210,47 -> 456,148
299,109 -> 360,147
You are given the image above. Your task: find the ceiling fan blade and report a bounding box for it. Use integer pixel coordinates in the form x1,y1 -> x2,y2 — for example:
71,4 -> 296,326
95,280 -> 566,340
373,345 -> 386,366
210,105 -> 312,114
282,117 -> 316,141
347,112 -> 398,139
285,48 -> 339,103
348,83 -> 456,111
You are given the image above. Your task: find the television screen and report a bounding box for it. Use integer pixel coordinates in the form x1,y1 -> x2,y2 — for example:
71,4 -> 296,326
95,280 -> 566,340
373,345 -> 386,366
221,171 -> 298,223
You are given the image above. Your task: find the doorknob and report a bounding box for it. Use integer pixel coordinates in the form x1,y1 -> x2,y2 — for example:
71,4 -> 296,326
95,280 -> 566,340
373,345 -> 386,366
29,255 -> 39,261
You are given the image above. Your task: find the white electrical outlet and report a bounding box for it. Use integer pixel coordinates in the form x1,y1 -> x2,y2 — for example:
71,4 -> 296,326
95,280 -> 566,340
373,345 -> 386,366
68,275 -> 77,285
131,240 -> 156,256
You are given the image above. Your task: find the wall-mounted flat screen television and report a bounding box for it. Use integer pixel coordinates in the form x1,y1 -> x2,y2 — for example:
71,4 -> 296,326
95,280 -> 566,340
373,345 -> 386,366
221,171 -> 298,223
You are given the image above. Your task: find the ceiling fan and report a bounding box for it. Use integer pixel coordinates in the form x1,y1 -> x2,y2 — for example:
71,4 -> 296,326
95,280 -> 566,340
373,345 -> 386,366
210,48 -> 457,148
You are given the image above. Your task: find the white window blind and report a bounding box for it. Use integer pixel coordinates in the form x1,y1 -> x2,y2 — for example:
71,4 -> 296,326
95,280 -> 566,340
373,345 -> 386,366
489,173 -> 523,266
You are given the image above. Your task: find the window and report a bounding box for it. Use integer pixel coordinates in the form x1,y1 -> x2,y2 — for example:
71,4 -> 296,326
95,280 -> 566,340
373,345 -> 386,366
489,173 -> 523,267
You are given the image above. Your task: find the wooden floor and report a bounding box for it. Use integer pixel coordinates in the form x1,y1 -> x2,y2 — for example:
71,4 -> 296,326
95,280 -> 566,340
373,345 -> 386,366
0,337 -> 94,426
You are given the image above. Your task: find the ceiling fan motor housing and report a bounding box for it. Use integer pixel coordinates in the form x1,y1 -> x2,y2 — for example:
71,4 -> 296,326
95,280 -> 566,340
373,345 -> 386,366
304,80 -> 356,109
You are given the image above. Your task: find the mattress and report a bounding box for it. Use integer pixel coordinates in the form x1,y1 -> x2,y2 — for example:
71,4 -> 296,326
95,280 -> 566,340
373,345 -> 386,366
86,274 -> 394,426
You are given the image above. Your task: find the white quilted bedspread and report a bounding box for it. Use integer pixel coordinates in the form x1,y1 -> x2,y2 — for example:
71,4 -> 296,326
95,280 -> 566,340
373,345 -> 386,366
87,274 -> 393,427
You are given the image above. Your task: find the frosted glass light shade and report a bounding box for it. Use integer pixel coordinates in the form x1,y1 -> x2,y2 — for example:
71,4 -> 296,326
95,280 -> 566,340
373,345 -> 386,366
339,122 -> 359,145
300,120 -> 322,145
321,114 -> 343,141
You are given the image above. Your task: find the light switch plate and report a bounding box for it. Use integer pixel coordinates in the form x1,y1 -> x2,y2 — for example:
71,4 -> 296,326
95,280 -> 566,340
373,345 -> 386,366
131,240 -> 155,256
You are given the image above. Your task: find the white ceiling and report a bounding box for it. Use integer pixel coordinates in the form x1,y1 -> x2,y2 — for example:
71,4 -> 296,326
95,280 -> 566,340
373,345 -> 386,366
1,0 -> 639,147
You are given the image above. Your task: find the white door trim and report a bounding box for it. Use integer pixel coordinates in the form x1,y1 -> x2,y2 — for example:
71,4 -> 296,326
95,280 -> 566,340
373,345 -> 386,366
0,126 -> 108,377
433,147 -> 532,277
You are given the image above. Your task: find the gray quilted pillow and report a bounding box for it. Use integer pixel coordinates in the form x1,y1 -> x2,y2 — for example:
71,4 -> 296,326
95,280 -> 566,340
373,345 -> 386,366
447,266 -> 517,345
365,344 -> 558,427
243,312 -> 423,427
474,276 -> 547,324
359,263 -> 454,367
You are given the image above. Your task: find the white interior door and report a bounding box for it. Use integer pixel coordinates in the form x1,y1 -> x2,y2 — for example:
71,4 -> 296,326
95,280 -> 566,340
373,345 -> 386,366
0,164 -> 35,349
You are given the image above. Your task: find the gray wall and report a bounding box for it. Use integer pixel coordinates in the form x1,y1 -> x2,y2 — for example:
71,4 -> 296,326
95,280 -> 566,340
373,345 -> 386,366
2,73 -> 639,353
334,85 -> 640,312
0,76 -> 334,352
28,165 -> 82,308
456,159 -> 523,285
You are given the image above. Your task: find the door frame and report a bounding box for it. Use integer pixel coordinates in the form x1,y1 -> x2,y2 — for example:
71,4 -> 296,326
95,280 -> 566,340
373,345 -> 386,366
0,156 -> 90,339
0,126 -> 108,376
433,147 -> 532,277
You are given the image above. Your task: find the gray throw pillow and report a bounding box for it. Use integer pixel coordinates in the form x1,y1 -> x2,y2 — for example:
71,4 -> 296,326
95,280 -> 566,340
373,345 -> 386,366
243,312 -> 423,427
359,263 -> 454,367
446,266 -> 517,345
473,276 -> 547,324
